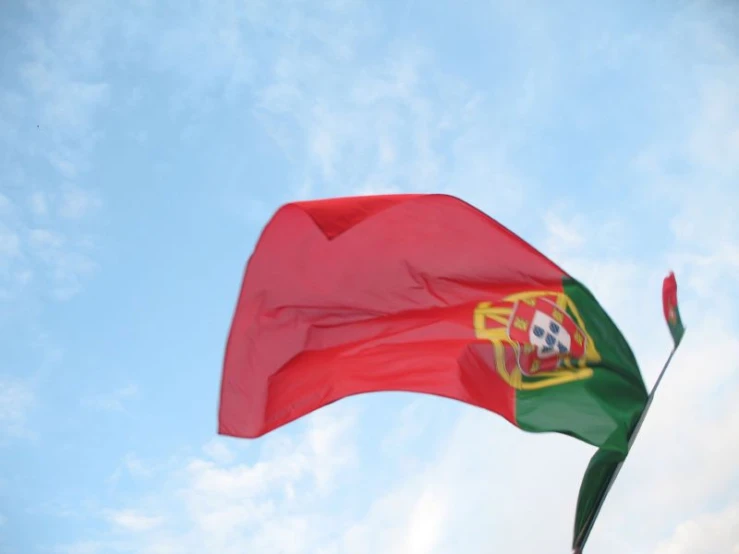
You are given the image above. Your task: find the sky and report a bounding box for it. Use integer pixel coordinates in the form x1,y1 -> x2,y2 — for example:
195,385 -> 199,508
1,0 -> 738,552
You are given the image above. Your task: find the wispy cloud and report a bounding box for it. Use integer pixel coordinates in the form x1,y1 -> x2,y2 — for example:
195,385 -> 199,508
202,438 -> 236,466
0,196 -> 30,301
0,189 -> 100,303
254,39 -> 531,215
182,406 -> 356,549
81,384 -> 138,413
106,509 -> 164,533
54,541 -> 107,554
0,2 -> 107,304
122,454 -> 152,478
0,376 -> 35,441
29,191 -> 49,217
57,184 -> 101,221
654,503 -> 739,554
28,226 -> 97,301
56,403 -> 358,554
108,453 -> 154,486
624,12 -> 739,285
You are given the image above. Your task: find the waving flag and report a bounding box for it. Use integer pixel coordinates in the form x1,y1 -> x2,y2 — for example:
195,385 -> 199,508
663,272 -> 685,346
218,193 -> 663,549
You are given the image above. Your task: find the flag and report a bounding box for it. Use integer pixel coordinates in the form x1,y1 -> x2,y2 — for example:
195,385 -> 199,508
218,193 -> 649,546
663,271 -> 685,346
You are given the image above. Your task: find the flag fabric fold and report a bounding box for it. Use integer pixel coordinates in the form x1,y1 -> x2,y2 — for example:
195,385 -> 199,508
219,193 -> 653,547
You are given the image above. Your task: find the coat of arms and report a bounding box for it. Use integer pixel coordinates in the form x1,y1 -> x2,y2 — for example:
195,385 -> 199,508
474,290 -> 599,390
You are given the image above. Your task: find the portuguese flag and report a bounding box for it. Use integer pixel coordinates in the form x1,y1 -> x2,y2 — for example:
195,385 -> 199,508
219,194 -> 670,549
663,272 -> 685,346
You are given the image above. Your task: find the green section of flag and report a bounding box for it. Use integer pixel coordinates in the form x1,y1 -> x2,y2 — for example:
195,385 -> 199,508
513,278 -> 648,550
572,448 -> 624,549
667,304 -> 685,346
515,279 -> 647,448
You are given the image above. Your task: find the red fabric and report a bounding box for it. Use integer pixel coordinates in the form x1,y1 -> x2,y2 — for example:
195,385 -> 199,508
219,194 -> 567,438
662,271 -> 678,323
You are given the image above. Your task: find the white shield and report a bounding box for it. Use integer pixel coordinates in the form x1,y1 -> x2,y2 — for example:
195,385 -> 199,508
529,310 -> 571,359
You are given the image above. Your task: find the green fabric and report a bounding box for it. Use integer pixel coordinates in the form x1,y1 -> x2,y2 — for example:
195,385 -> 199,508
667,303 -> 685,346
513,278 -> 648,550
572,448 -> 625,549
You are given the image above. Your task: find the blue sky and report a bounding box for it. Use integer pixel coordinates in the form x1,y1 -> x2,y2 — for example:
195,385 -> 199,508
1,0 -> 738,552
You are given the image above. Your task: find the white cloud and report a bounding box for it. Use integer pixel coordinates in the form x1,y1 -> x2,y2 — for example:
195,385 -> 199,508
107,509 -> 164,532
615,320 -> 739,520
198,407 -> 353,539
654,503 -> 739,554
185,407 -> 356,510
56,403 -> 358,554
403,489 -> 447,554
202,439 -> 235,465
304,409 -> 357,492
325,408 -> 591,554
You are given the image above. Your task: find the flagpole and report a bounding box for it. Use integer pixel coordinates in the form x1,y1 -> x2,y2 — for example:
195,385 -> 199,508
572,339 -> 683,553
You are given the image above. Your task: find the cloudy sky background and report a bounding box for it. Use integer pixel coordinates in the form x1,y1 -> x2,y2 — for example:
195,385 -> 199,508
1,0 -> 738,552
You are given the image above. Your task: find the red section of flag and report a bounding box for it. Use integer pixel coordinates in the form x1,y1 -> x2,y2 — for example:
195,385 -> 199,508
219,194 -> 567,438
662,271 -> 678,324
